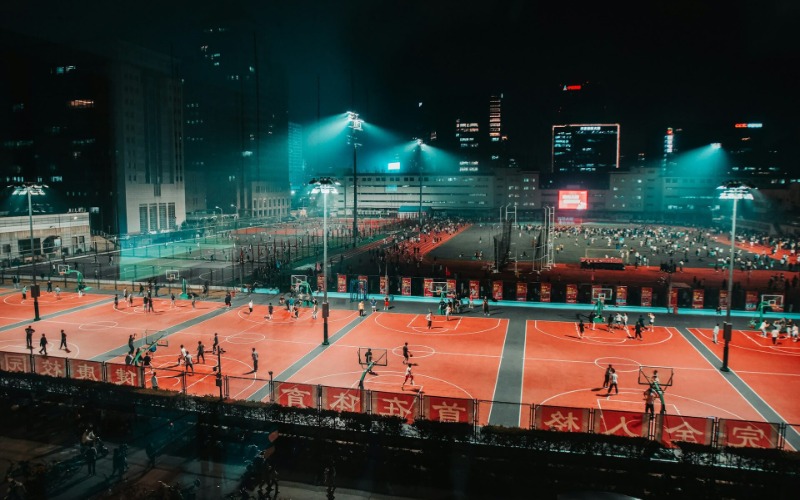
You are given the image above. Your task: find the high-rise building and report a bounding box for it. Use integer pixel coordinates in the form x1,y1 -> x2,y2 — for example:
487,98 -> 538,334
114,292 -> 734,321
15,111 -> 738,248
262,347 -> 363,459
288,121 -> 305,193
551,124 -> 620,174
455,119 -> 481,173
662,127 -> 682,172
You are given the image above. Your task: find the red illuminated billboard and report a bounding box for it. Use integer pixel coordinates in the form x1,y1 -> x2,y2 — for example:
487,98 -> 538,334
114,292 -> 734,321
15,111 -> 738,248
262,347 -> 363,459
558,191 -> 587,210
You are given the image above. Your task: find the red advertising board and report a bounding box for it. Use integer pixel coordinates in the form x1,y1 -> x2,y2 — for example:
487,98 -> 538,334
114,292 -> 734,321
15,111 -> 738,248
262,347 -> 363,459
379,275 -> 388,295
69,359 -> 103,382
540,282 -> 551,302
357,275 -> 368,294
274,382 -> 317,409
719,419 -> 780,448
593,409 -> 649,438
641,287 -> 653,307
566,284 -> 578,304
615,286 -> 627,306
317,274 -> 325,292
558,190 -> 588,210
447,279 -> 456,298
669,288 -> 678,308
34,354 -> 68,378
492,280 -> 503,301
0,351 -> 31,373
105,363 -> 143,387
745,291 -> 758,311
692,289 -> 705,309
321,386 -> 364,413
655,414 -> 714,448
719,289 -> 729,310
535,405 -> 590,433
337,274 -> 347,293
401,277 -> 412,296
469,280 -> 480,298
423,395 -> 475,423
371,390 -> 419,422
516,282 -> 528,301
423,278 -> 434,297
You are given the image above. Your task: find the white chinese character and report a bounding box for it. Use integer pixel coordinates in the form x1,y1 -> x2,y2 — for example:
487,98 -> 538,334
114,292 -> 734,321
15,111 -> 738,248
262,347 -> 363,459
664,421 -> 705,443
731,424 -> 769,448
113,367 -> 137,386
329,392 -> 360,413
280,387 -> 312,408
6,355 -> 26,372
603,416 -> 639,437
74,363 -> 99,381
379,397 -> 412,418
543,411 -> 581,431
40,359 -> 64,377
432,402 -> 466,422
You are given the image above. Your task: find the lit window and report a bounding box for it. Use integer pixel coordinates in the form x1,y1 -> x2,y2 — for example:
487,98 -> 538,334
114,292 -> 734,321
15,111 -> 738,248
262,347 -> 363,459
68,99 -> 95,109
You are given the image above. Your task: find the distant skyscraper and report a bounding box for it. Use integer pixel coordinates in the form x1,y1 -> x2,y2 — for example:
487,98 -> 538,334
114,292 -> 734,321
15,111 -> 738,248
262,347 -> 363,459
288,121 -> 304,190
551,124 -> 620,174
455,119 -> 480,172
662,127 -> 681,172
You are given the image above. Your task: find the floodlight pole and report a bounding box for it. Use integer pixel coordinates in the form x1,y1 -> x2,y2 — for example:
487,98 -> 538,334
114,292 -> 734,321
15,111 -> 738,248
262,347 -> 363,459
27,186 -> 40,321
322,186 -> 330,345
721,195 -> 738,372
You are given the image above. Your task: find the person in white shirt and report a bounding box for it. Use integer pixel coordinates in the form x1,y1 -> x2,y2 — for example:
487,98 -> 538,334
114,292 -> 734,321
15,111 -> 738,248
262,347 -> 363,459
712,323 -> 720,344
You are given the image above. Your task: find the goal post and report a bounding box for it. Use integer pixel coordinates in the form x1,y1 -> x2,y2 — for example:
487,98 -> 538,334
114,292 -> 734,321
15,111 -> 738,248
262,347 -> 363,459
761,294 -> 784,312
357,347 -> 388,367
591,288 -> 614,304
429,281 -> 450,297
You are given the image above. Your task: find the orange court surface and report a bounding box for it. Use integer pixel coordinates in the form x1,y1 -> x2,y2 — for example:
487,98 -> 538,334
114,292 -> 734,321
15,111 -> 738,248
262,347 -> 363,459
1,287 -> 799,443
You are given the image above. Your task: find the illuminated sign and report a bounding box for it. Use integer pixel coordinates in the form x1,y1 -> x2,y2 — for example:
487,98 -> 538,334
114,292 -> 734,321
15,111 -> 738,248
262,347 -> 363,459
562,84 -> 582,91
734,123 -> 763,128
558,191 -> 588,210
387,162 -> 400,171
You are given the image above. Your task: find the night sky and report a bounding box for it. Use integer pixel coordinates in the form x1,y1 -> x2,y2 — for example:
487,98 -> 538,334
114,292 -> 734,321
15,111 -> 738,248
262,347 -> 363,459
1,0 -> 797,165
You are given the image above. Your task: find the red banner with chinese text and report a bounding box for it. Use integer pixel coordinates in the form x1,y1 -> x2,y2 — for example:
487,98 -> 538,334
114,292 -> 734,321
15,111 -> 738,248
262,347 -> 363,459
321,386 -> 364,414
641,287 -> 653,307
423,278 -> 433,297
0,351 -> 31,373
469,280 -> 480,298
492,280 -> 503,301
34,355 -> 67,378
745,291 -> 758,311
337,274 -> 347,293
719,418 -> 780,448
104,363 -> 143,387
423,395 -> 475,423
516,282 -> 527,301
692,289 -> 705,309
317,274 -> 325,292
615,286 -> 627,306
655,414 -> 714,448
566,284 -> 578,304
370,390 -> 419,422
535,405 -> 590,433
401,277 -> 412,296
379,276 -> 387,295
357,275 -> 368,294
593,409 -> 649,438
274,382 -> 316,409
719,289 -> 729,310
540,282 -> 551,302
69,359 -> 103,382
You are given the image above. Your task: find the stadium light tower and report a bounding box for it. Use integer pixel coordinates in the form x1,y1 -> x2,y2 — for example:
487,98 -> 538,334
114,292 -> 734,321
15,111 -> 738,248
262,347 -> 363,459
11,183 -> 48,321
310,177 -> 340,346
416,138 -> 424,222
717,181 -> 754,372
347,112 -> 362,248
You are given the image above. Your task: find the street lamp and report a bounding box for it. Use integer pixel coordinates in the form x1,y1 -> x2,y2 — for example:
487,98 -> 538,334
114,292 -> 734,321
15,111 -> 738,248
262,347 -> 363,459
347,112 -> 362,248
10,183 -> 48,321
214,206 -> 223,217
415,138 -> 424,223
717,181 -> 754,372
310,177 -> 340,346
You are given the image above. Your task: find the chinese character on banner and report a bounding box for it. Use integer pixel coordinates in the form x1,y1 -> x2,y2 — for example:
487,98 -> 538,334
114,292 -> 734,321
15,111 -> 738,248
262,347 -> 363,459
0,352 -> 31,373
655,414 -> 713,448
719,419 -> 779,448
423,278 -> 433,298
469,280 -> 480,298
337,274 -> 347,293
401,277 -> 412,296
594,410 -> 649,438
641,287 -> 653,307
566,284 -> 578,304
492,280 -> 503,301
616,286 -> 627,306
540,282 -> 551,302
371,390 -> 418,422
275,382 -> 316,409
516,282 -> 528,302
424,396 -> 474,423
692,289 -> 705,309
535,405 -> 590,432
317,274 -> 325,293
379,275 -> 387,295
745,291 -> 758,311
321,387 -> 362,413
107,363 -> 140,387
71,360 -> 102,381
35,355 -> 67,378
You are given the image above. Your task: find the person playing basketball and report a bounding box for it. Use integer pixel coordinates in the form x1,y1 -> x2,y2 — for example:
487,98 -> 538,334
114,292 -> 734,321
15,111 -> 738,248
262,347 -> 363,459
402,364 -> 415,389
402,342 -> 413,364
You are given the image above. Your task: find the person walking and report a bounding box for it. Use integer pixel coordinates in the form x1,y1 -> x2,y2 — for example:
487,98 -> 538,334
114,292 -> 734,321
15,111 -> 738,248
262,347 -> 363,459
128,293 -> 134,307
603,364 -> 613,388
426,310 -> 433,330
634,321 -> 643,341
197,340 -> 206,363
712,323 -> 720,344
21,286 -> 27,301
59,329 -> 68,350
482,297 -> 490,317
212,332 -> 220,354
170,293 -> 176,307
25,325 -> 35,350
128,334 -> 136,356
266,302 -> 274,320
606,368 -> 619,396
402,342 -> 412,364
358,300 -> 365,317
151,371 -> 159,390
252,347 -> 259,372
39,333 -> 49,356
114,294 -> 119,309
47,279 -> 52,292
184,352 -> 195,374
445,304 -> 452,321
577,319 -> 585,339
311,298 -> 318,319
401,364 -> 415,389
248,299 -> 254,314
